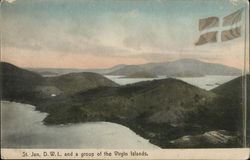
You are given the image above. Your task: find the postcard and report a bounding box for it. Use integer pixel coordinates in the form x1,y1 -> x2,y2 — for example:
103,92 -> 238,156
0,0 -> 249,159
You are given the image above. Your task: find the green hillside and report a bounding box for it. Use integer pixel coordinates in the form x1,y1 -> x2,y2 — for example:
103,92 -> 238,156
1,62 -> 246,148
38,78 -> 218,147
0,62 -> 119,102
46,72 -> 119,94
0,62 -> 45,103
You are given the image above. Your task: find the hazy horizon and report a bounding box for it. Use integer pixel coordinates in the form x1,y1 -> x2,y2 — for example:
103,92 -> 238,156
2,58 -> 244,70
1,0 -> 248,70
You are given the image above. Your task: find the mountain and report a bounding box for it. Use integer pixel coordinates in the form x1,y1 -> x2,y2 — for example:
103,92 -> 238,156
37,78 -> 219,148
170,75 -> 249,148
28,59 -> 241,77
183,75 -> 247,133
41,78 -> 215,124
106,65 -> 145,75
28,64 -> 127,76
82,64 -> 127,74
1,62 -> 119,102
38,75 -> 247,148
107,59 -> 241,76
1,62 -> 245,148
46,72 -> 119,94
212,74 -> 250,144
28,68 -> 86,76
0,62 -> 45,103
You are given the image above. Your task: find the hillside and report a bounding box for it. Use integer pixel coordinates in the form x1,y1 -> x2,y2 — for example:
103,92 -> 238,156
170,75 -> 248,147
1,62 -> 119,102
46,72 -> 119,94
1,62 -> 245,148
28,64 -> 127,75
212,75 -> 249,143
38,75 -> 246,148
0,62 -> 45,103
37,78 -> 220,148
27,59 -> 241,77
107,59 -> 241,76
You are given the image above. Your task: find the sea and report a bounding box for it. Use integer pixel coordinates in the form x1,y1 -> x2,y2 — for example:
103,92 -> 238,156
1,75 -> 238,148
105,75 -> 238,90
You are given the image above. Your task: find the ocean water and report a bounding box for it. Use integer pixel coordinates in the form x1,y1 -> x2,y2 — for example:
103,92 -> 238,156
1,75 -> 239,149
1,101 -> 159,149
175,75 -> 238,90
105,75 -> 239,90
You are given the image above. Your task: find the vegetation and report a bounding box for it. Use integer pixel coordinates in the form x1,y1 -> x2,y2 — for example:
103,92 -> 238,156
0,62 -> 118,102
46,72 -> 119,94
1,62 -> 246,148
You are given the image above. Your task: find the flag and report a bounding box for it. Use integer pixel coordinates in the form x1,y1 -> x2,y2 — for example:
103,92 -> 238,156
221,26 -> 241,41
195,8 -> 243,46
223,9 -> 243,26
195,31 -> 217,46
199,17 -> 219,31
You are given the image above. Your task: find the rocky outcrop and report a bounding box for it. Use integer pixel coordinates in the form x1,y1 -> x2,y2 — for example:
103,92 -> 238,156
169,130 -> 239,148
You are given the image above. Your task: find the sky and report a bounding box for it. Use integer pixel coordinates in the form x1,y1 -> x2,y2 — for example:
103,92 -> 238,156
1,0 -> 249,69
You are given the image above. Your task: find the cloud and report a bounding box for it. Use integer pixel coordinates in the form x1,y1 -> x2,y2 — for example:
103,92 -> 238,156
118,9 -> 139,18
123,27 -> 169,52
2,10 -> 131,58
2,0 -> 246,69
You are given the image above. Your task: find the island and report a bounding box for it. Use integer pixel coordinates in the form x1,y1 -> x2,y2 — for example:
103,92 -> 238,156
122,72 -> 157,78
0,62 -> 246,148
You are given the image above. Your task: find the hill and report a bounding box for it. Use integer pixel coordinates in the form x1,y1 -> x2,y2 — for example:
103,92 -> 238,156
28,64 -> 127,75
169,75 -> 248,148
107,59 -> 241,76
27,59 -> 241,77
1,62 -> 119,102
212,75 -> 249,144
0,62 -> 45,103
1,62 -> 245,148
38,75 -> 246,148
46,72 -> 119,94
28,68 -> 85,76
37,78 -> 219,148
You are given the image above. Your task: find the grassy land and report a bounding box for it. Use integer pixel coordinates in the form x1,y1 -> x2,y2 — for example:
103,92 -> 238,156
1,62 -> 246,148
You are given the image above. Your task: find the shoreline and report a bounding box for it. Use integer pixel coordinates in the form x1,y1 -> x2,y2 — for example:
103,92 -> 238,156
1,100 -> 160,149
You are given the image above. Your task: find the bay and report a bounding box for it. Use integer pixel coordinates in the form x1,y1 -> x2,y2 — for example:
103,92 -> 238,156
1,101 -> 159,149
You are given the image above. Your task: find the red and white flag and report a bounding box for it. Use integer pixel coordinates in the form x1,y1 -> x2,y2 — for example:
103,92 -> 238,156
195,8 -> 243,46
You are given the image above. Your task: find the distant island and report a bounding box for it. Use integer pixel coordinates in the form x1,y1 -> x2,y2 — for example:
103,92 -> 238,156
106,59 -> 241,76
1,62 -> 247,148
26,59 -> 242,77
168,72 -> 205,77
122,72 -> 157,78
